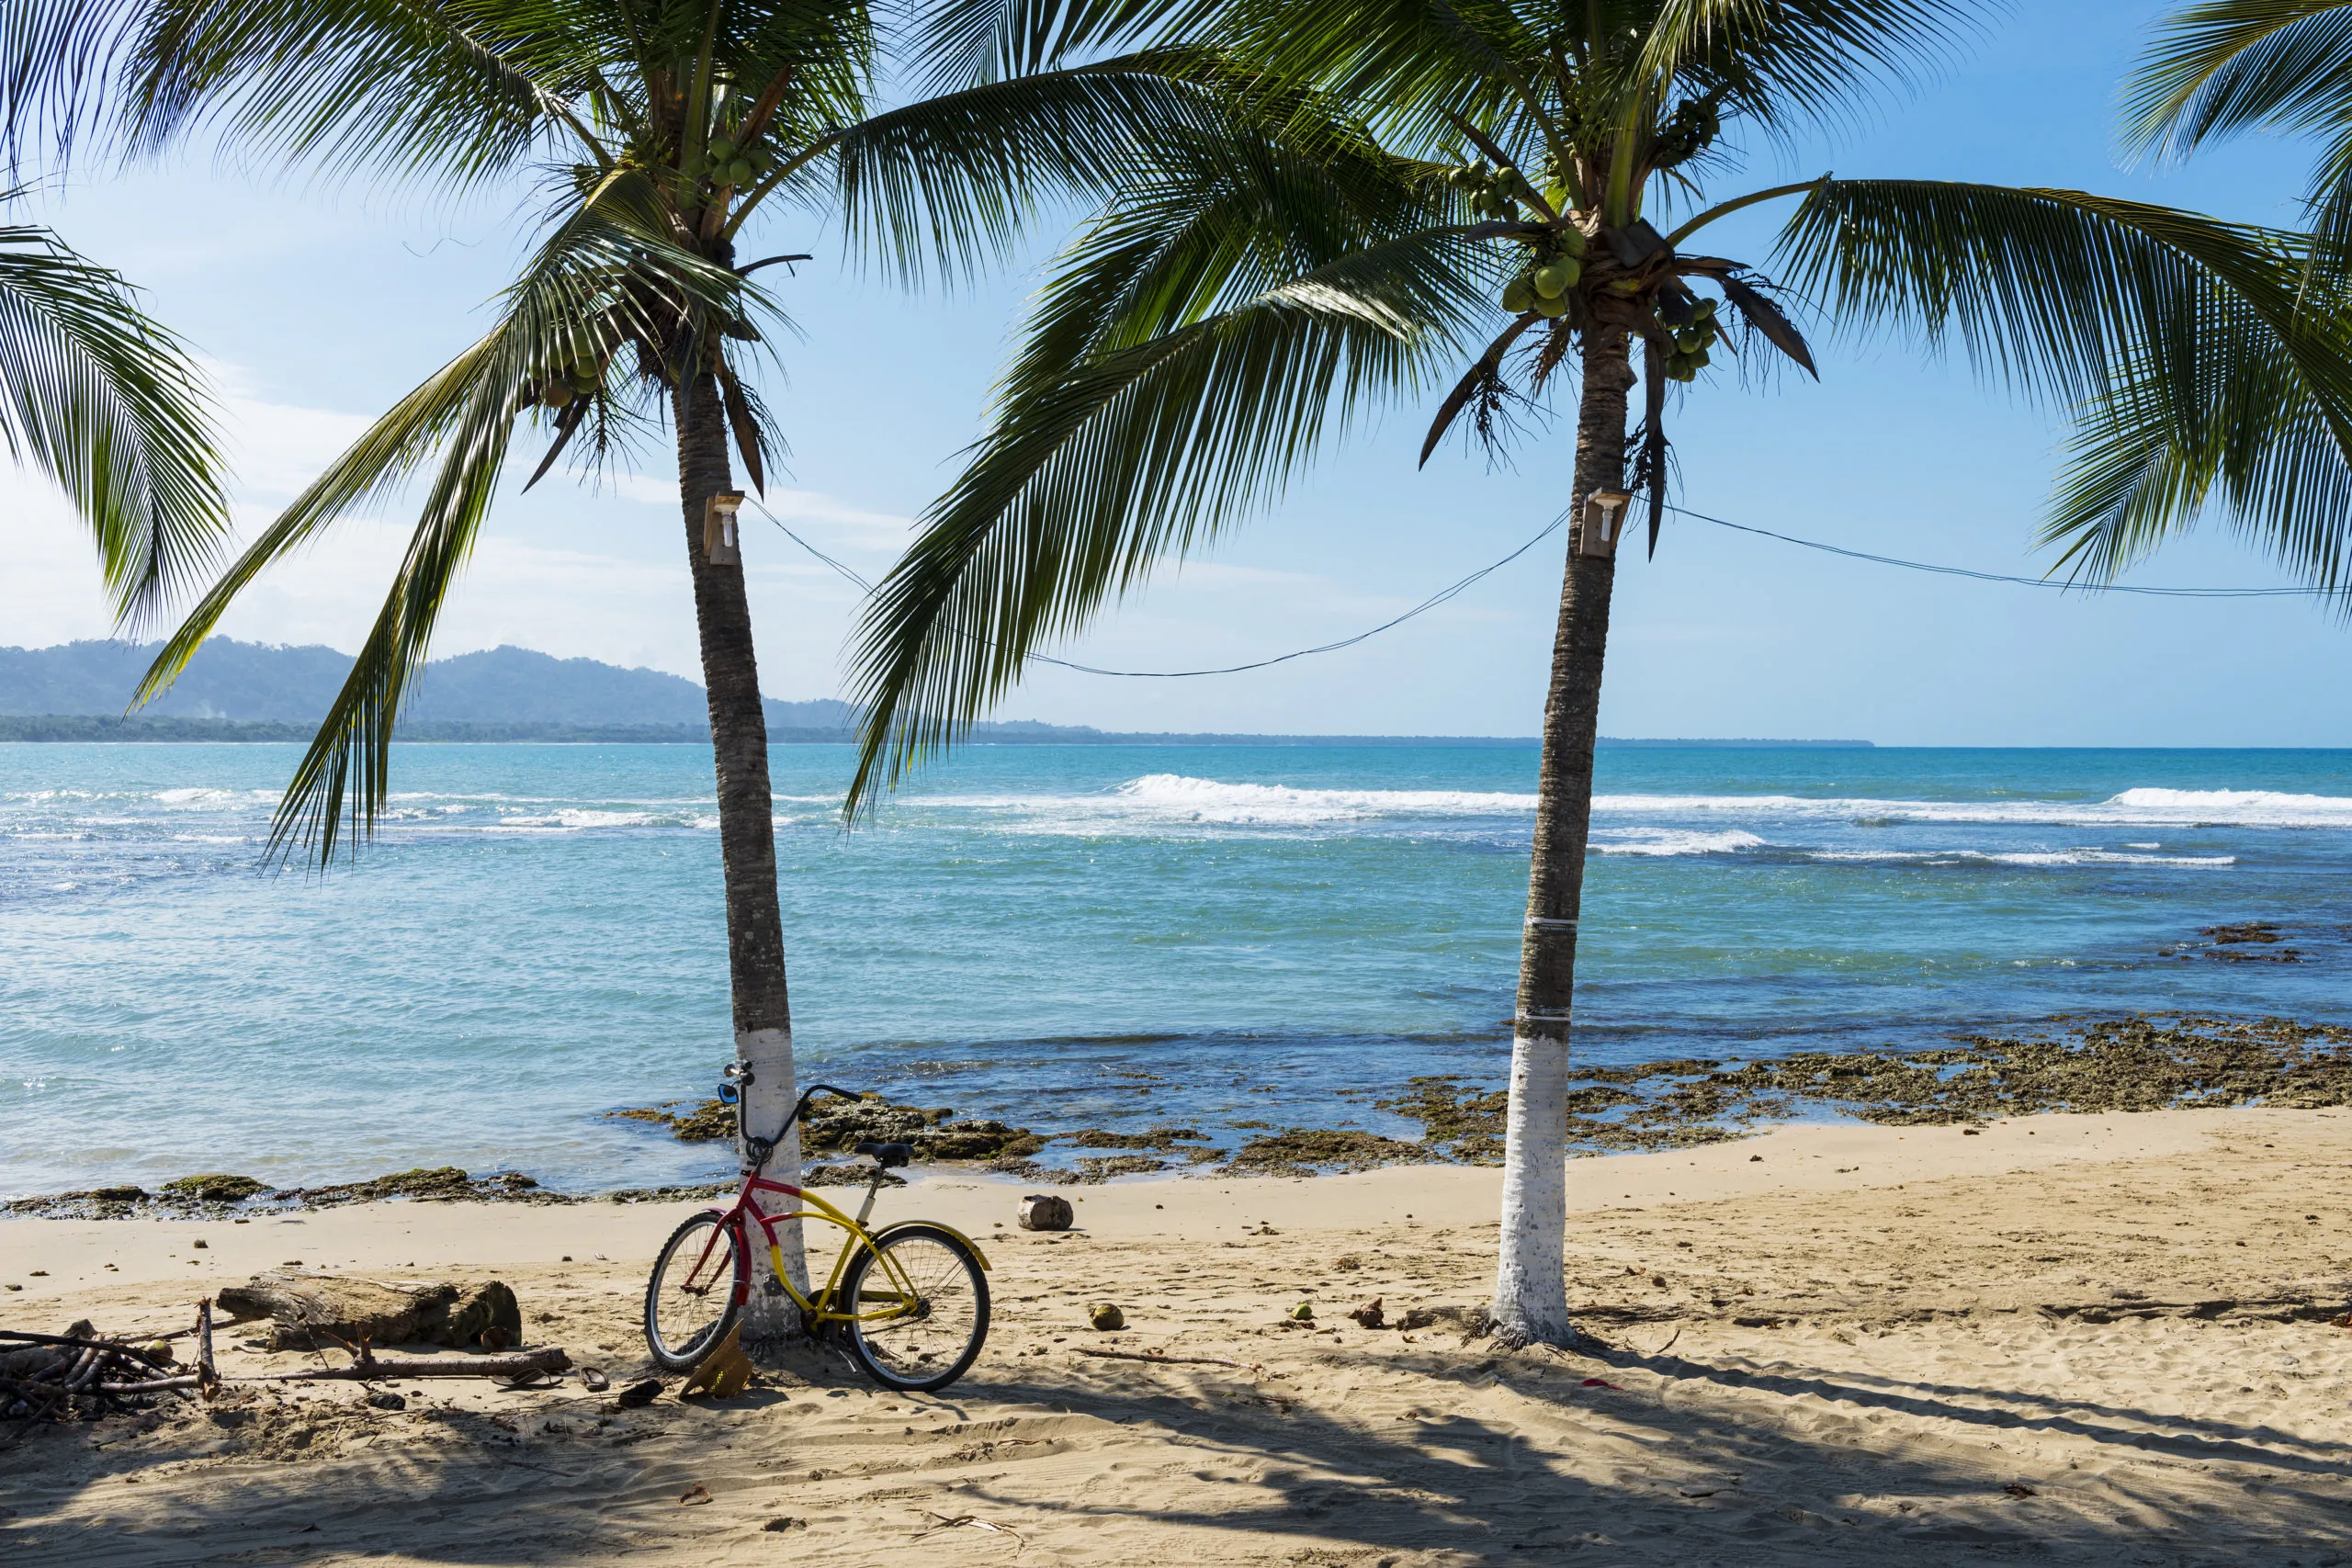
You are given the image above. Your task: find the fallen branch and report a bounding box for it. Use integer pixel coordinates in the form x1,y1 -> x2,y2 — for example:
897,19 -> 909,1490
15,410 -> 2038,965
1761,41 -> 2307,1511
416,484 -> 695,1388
251,1347 -> 571,1384
1073,1347 -> 1261,1372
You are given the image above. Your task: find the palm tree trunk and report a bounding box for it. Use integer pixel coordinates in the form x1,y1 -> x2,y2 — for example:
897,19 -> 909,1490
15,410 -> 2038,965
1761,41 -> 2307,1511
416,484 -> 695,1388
1490,327 -> 1635,1348
673,367 -> 807,1344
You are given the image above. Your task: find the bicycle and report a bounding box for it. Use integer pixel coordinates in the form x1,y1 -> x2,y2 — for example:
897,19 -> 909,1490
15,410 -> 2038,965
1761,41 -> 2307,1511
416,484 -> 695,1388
640,1074 -> 991,1393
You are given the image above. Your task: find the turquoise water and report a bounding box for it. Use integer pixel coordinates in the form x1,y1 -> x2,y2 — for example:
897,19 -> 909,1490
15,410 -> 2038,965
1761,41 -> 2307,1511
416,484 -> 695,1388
4,742 -> 2349,1197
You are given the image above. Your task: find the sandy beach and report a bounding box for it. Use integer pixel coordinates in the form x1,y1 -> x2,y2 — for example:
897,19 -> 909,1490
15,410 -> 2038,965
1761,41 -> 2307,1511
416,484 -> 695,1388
6,1107 -> 2352,1565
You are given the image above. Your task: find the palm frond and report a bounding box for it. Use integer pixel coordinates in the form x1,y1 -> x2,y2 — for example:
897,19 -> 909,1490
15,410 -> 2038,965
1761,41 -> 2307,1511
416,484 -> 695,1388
2042,263 -> 2352,591
903,0 -> 1218,93
0,211 -> 227,628
138,176 -> 745,863
2123,0 -> 2352,162
4,0 -> 597,189
813,51 -> 1226,286
844,221 -> 1485,814
1779,177 -> 2352,590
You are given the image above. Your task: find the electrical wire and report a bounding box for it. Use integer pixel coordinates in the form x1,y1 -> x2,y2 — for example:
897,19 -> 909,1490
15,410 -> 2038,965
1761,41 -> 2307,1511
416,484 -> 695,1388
1666,502 -> 2342,599
747,491 -> 2339,685
749,495 -> 1574,678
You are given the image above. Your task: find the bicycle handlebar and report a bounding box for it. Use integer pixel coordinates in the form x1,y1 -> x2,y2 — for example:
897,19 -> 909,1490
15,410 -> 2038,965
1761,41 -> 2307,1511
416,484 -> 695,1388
739,1081 -> 864,1174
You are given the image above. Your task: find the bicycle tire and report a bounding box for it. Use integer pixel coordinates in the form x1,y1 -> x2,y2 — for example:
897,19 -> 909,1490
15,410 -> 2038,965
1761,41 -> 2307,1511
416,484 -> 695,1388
643,1209 -> 746,1371
836,1223 -> 990,1393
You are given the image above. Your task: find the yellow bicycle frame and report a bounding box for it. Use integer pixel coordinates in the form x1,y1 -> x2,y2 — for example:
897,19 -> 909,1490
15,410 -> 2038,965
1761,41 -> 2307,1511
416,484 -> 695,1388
734,1172 -> 990,1325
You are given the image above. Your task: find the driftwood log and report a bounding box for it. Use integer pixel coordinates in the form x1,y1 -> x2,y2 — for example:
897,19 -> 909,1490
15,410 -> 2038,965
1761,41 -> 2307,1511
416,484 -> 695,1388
215,1272 -> 523,1350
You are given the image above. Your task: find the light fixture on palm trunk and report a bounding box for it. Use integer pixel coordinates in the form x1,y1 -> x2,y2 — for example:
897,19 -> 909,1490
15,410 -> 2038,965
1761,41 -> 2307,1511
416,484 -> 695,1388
1576,491 -> 1634,558
704,491 -> 745,567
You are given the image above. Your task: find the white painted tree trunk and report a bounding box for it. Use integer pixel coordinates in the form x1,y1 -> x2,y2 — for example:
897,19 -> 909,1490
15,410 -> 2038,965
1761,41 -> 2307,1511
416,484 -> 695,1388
1487,329 -> 1633,1347
1493,1025 -> 1572,1342
736,1024 -> 808,1343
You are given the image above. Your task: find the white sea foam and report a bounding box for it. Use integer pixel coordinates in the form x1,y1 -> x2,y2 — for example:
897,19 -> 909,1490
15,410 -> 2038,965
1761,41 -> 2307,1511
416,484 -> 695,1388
927,773 -> 1538,829
1807,848 -> 2235,868
1592,828 -> 1767,856
1591,787 -> 2352,830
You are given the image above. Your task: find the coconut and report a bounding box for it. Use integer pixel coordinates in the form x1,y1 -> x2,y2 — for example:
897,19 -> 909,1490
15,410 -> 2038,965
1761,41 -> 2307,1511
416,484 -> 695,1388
1501,277 -> 1535,314
1558,227 -> 1588,258
708,136 -> 736,163
1534,258 -> 1580,296
1533,291 -> 1569,319
724,158 -> 752,186
540,383 -> 572,408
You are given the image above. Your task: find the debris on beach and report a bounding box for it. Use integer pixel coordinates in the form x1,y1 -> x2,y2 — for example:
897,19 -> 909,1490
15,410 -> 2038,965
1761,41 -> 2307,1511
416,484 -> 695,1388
678,1325 -> 754,1399
215,1271 -> 523,1351
1348,1298 -> 1385,1328
1018,1194 -> 1073,1232
1086,1302 -> 1125,1331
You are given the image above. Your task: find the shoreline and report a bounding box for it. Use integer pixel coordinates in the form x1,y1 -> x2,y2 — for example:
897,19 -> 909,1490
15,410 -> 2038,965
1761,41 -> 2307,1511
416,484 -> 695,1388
7,1107 -> 2328,1286
14,1008 -> 2350,1217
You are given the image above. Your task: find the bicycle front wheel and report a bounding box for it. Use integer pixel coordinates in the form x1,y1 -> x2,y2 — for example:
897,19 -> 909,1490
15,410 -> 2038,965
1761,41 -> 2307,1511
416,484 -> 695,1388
837,1224 -> 990,1393
643,1209 -> 746,1371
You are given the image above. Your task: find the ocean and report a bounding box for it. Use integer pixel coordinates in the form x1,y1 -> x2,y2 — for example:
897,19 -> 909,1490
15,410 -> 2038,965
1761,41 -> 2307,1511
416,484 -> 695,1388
3,742 -> 2347,1197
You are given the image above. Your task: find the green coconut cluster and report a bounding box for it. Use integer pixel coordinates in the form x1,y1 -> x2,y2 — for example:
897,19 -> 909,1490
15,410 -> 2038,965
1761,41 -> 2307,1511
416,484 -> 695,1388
1499,226 -> 1589,318
1658,296 -> 1721,382
1444,161 -> 1525,220
681,130 -> 771,193
537,327 -> 609,408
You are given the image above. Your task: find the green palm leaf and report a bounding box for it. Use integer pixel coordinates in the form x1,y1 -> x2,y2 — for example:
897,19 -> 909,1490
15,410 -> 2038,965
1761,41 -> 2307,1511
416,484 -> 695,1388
138,177 -> 746,861
0,206 -> 226,627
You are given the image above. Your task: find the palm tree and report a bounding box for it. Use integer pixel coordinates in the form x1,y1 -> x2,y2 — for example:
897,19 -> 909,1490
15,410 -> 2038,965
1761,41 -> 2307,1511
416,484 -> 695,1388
0,197 -> 226,627
2037,0 -> 2352,589
2,0 -> 1212,1341
844,0 -> 2352,1346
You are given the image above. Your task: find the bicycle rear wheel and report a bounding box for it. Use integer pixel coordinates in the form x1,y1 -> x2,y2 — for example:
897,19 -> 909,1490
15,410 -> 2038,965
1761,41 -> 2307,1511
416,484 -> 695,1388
837,1224 -> 989,1393
643,1210 -> 746,1371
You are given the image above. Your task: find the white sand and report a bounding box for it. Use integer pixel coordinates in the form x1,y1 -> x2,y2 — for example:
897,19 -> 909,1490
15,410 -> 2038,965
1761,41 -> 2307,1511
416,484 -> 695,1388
6,1108 -> 2351,1564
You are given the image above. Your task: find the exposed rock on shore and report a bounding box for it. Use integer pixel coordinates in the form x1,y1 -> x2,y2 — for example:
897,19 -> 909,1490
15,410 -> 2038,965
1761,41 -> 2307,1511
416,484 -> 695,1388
606,1093 -> 1047,1163
1383,1014 -> 2352,1157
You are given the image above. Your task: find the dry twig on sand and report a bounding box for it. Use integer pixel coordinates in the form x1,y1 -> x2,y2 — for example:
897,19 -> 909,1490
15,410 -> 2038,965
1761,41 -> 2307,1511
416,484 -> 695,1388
1073,1347 -> 1262,1372
914,1511 -> 1027,1551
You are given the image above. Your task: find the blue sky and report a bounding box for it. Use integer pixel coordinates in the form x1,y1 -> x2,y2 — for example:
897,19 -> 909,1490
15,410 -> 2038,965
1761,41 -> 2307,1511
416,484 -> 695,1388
2,0 -> 2346,746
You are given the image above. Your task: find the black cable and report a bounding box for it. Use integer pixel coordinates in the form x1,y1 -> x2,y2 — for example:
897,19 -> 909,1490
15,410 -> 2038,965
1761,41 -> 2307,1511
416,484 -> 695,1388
746,492 -> 2340,687
1665,502 -> 2342,599
749,495 -> 1574,678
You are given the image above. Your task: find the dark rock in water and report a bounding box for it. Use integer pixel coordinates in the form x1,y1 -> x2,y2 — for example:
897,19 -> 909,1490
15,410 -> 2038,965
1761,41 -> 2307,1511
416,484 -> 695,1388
1067,1127 -> 1210,1151
161,1174 -> 269,1202
277,1168 -> 557,1208
606,1092 -> 1046,1163
1075,1154 -> 1168,1179
2204,921 -> 2284,943
1384,1015 -> 2352,1155
1223,1128 -> 1424,1176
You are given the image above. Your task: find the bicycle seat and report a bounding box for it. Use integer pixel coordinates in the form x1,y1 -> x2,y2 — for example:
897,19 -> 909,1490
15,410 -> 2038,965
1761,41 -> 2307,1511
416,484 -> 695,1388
854,1141 -> 912,1169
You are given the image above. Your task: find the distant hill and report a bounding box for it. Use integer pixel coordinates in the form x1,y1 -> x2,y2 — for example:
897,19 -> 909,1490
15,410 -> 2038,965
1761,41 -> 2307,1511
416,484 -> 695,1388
0,638 -> 1869,747
0,639 -> 854,733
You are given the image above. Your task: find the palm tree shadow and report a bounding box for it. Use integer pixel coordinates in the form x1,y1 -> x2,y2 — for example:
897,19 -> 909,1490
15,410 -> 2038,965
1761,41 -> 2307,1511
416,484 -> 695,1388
8,1341 -> 2344,1565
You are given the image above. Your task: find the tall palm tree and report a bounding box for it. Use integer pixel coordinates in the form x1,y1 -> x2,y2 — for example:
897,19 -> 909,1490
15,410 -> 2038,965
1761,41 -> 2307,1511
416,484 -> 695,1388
2,0 -> 1212,1340
844,0 -> 2352,1346
0,197 -> 226,626
2038,0 -> 2352,589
